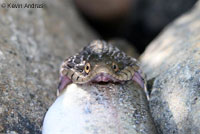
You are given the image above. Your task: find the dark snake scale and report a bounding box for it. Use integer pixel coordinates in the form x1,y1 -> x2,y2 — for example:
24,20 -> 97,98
58,40 -> 147,96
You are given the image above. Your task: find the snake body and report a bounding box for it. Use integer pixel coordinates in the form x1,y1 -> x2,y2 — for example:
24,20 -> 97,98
58,40 -> 146,95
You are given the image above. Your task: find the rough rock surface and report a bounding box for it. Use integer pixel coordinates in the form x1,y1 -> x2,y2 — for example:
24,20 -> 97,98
141,1 -> 200,134
0,0 -> 98,133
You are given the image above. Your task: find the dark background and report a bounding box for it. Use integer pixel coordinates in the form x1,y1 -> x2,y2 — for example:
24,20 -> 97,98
74,0 -> 197,53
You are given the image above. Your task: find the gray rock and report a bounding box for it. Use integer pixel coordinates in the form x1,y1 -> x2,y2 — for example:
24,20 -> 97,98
42,39 -> 156,134
141,1 -> 200,134
43,83 -> 157,134
0,0 -> 97,133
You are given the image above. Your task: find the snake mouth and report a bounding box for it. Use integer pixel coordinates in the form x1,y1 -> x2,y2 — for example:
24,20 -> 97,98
90,73 -> 120,84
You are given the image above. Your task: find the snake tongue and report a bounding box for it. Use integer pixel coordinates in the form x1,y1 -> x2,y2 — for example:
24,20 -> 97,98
58,75 -> 72,95
133,72 -> 145,89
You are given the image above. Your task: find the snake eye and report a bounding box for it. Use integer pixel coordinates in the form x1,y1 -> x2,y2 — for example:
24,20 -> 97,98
112,62 -> 119,72
84,63 -> 91,74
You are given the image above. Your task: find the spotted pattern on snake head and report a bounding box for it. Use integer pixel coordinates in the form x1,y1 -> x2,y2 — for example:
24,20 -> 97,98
58,40 -> 146,95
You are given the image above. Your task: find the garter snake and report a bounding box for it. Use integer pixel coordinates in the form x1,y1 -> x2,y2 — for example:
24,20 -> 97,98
58,40 -> 147,98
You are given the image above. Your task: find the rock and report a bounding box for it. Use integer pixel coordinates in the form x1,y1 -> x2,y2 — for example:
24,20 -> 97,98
0,0 -> 97,133
43,40 -> 156,134
43,83 -> 157,134
140,1 -> 200,134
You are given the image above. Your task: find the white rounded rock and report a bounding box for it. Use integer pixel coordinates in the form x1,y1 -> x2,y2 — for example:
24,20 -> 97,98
42,83 -> 156,134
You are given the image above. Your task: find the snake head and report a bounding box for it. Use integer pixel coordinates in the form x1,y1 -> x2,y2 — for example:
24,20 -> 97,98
58,40 -> 146,95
